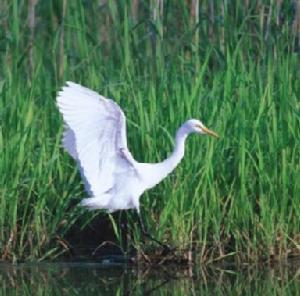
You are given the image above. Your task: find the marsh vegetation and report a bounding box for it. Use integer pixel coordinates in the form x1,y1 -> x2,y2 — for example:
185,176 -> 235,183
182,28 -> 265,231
0,0 -> 299,262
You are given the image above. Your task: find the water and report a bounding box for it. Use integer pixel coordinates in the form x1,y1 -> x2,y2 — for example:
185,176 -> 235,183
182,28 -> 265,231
1,261 -> 299,295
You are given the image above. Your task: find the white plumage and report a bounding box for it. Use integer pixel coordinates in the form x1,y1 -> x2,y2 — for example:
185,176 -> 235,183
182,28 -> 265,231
56,82 -> 218,213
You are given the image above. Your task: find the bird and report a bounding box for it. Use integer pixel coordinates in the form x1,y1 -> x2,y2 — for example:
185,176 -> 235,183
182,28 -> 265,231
56,81 -> 219,243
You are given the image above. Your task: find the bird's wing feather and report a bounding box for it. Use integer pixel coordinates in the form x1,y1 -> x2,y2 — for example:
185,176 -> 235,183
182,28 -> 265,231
56,81 -> 137,196
62,125 -> 78,159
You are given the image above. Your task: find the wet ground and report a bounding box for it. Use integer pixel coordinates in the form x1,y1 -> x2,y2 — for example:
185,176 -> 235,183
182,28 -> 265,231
1,259 -> 299,295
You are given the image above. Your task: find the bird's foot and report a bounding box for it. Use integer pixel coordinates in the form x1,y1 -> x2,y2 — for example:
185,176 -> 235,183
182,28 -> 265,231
142,232 -> 176,255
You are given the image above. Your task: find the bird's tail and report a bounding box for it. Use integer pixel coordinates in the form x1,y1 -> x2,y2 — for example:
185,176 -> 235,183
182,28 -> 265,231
80,195 -> 110,210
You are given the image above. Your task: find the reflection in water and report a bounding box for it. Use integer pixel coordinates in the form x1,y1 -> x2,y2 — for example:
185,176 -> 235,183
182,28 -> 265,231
0,261 -> 299,295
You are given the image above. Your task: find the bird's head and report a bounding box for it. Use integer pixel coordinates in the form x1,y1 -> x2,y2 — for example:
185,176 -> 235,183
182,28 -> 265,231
184,119 -> 219,138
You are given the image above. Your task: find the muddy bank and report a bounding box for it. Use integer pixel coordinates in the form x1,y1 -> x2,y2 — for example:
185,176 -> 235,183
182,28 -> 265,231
57,214 -> 300,266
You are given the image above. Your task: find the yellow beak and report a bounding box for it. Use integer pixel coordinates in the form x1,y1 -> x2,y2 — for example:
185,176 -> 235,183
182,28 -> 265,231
201,126 -> 219,138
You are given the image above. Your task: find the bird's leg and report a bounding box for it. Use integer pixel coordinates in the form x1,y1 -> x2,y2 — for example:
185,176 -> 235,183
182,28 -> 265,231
118,210 -> 128,251
136,212 -> 172,253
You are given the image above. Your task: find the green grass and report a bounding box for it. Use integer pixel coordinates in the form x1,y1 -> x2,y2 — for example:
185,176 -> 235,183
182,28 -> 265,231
0,0 -> 299,262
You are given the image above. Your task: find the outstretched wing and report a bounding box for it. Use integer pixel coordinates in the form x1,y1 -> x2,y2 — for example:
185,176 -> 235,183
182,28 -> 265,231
56,81 -> 137,196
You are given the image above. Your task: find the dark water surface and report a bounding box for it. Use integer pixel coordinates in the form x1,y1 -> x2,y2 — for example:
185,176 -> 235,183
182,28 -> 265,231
1,260 -> 299,295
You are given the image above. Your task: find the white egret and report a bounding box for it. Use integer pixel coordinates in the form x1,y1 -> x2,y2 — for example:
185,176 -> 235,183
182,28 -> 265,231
56,82 -> 218,245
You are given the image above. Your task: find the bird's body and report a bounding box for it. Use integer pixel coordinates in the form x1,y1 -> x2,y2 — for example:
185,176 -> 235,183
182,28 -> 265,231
57,82 -> 218,213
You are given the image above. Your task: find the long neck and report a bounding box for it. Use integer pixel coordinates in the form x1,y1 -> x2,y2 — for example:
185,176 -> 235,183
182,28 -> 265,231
143,124 -> 189,190
161,125 -> 188,176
